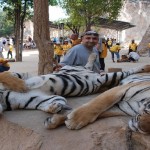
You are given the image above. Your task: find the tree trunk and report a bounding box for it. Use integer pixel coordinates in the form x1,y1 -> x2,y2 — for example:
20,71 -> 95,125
137,24 -> 150,56
20,0 -> 28,62
15,2 -> 21,61
20,22 -> 24,61
33,0 -> 54,75
85,17 -> 92,31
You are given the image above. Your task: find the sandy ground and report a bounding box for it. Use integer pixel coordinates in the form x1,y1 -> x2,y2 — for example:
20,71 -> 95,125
3,48 -> 150,74
2,49 -> 150,150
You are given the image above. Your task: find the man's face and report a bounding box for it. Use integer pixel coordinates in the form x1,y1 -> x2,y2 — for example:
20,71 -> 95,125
82,35 -> 99,48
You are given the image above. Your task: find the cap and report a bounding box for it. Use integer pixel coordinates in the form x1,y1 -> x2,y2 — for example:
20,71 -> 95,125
82,31 -> 99,37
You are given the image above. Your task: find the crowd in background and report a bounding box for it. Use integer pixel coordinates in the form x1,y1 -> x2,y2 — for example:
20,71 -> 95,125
0,31 -> 150,73
52,31 -> 145,73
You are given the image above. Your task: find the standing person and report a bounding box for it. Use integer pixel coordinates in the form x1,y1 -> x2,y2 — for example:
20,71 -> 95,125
7,43 -> 13,59
128,39 -> 137,54
2,39 -> 6,46
54,42 -> 64,63
148,42 -> 150,57
54,31 -> 101,73
70,33 -> 81,47
0,42 -> 4,58
112,38 -> 117,46
106,38 -> 112,50
96,38 -> 107,71
62,40 -> 71,55
110,43 -> 121,62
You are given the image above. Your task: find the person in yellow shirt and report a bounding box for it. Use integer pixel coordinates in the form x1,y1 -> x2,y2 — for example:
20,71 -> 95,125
106,38 -> 112,51
148,43 -> 150,57
110,43 -> 121,62
54,42 -> 64,63
62,40 -> 71,55
7,43 -> 13,59
96,38 -> 107,71
70,33 -> 81,47
128,39 -> 137,54
0,58 -> 10,72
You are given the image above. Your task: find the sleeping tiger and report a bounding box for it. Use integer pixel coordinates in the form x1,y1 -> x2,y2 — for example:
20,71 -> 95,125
2,53 -> 149,98
44,72 -> 150,134
0,53 -> 150,134
4,64 -> 150,97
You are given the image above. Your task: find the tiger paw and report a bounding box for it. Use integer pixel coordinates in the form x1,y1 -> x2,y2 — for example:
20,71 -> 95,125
65,105 -> 98,130
85,53 -> 97,70
88,53 -> 97,62
44,114 -> 66,129
45,101 -> 71,114
46,102 -> 64,113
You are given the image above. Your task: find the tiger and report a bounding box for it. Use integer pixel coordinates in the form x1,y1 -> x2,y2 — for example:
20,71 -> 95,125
4,63 -> 150,97
0,53 -> 150,133
44,72 -> 150,135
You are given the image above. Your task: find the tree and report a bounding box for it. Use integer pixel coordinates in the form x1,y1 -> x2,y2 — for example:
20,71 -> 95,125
59,0 -> 125,31
34,0 -> 54,74
0,0 -> 34,61
0,11 -> 14,36
0,0 -> 57,63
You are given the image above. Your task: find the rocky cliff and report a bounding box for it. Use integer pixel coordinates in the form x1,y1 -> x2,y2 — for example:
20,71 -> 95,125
119,0 -> 150,55
119,0 -> 150,41
100,0 -> 150,55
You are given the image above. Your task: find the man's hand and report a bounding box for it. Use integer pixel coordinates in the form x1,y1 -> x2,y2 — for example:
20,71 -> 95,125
53,64 -> 62,72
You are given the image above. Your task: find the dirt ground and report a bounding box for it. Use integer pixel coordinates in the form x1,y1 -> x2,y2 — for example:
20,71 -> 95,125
2,49 -> 150,150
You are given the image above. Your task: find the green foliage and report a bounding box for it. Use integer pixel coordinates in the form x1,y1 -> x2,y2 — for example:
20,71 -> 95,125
49,0 -> 58,5
0,11 -> 14,37
0,0 -> 59,37
58,0 -> 125,30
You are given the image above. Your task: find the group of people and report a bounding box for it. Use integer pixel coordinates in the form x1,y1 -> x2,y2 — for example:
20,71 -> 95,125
0,31 -> 149,74
54,31 -> 102,73
23,36 -> 36,49
53,30 -> 148,74
53,34 -> 81,63
106,38 -> 140,63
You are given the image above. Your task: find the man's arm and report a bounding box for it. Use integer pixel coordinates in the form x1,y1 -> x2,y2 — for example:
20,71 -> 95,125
59,47 -> 77,66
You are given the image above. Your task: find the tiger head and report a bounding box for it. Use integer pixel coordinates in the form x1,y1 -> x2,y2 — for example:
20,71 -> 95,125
128,114 -> 150,134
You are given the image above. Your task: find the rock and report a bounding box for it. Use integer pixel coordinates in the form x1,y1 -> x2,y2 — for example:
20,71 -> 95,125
137,24 -> 150,56
119,0 -> 150,43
